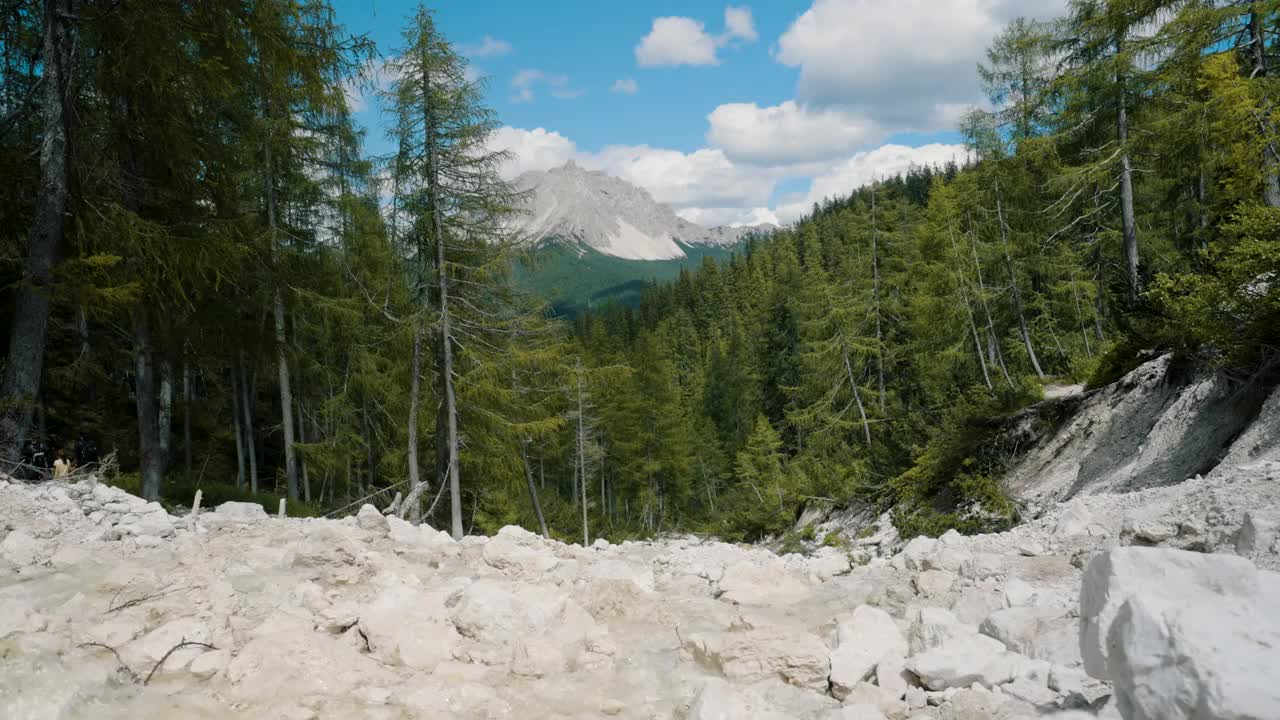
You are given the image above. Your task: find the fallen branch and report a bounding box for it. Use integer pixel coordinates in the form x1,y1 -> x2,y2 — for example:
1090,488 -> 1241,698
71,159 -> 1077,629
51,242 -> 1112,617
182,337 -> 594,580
79,642 -> 140,683
144,639 -> 217,685
107,583 -> 181,614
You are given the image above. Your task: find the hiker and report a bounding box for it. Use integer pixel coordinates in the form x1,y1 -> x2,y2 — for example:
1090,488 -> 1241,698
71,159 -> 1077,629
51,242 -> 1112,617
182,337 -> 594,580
75,434 -> 99,471
53,449 -> 71,479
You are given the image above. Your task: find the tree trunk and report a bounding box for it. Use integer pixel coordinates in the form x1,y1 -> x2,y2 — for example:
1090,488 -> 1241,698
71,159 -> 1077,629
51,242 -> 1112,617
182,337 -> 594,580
230,364 -> 246,488
406,319 -> 423,523
158,358 -> 173,471
520,440 -> 549,538
296,397 -> 310,504
837,331 -> 872,444
870,185 -> 886,412
968,227 -> 1015,388
421,58 -> 464,540
0,0 -> 72,459
133,311 -> 164,501
273,291 -> 298,499
1250,8 -> 1280,208
948,230 -> 992,390
361,396 -> 376,489
239,351 -> 258,494
995,183 -> 1045,378
183,359 -> 193,475
1072,275 -> 1093,359
576,360 -> 589,547
1116,41 -> 1140,302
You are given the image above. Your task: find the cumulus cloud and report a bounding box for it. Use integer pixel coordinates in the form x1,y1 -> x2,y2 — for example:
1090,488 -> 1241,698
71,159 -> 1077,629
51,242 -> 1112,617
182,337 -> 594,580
510,70 -> 585,103
612,78 -> 639,95
489,127 -> 578,178
723,6 -> 758,43
492,127 -> 966,228
489,127 -> 775,211
678,206 -> 779,228
635,6 -> 759,67
776,0 -> 1066,128
461,35 -> 513,59
775,143 -> 971,222
707,100 -> 880,165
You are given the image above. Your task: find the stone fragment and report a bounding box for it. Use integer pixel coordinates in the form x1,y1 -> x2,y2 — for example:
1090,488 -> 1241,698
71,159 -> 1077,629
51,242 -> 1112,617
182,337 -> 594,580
905,634 -> 1018,691
356,504 -> 389,535
829,605 -> 908,699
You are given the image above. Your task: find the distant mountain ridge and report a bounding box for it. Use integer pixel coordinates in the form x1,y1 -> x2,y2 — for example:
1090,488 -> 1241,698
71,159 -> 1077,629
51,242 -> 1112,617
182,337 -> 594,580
511,161 -> 772,261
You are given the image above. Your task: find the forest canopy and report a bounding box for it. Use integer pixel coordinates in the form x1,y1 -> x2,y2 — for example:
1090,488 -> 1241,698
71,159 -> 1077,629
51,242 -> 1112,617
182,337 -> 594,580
1,0 -> 1277,543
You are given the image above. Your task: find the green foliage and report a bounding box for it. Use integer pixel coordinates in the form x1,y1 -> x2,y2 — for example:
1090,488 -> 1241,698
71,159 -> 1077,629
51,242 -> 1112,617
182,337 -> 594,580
1151,203 -> 1280,369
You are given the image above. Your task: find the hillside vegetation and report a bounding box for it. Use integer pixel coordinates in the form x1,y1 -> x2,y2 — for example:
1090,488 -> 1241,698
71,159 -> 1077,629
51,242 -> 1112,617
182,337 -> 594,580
0,0 -> 1277,545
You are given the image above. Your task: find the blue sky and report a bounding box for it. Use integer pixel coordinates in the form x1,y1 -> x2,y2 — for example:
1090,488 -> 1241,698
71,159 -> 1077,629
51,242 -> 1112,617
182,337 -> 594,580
333,0 -> 1066,225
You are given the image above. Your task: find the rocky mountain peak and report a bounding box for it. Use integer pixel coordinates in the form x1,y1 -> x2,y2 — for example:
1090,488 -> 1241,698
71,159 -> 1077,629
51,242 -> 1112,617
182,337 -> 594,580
511,162 -> 772,261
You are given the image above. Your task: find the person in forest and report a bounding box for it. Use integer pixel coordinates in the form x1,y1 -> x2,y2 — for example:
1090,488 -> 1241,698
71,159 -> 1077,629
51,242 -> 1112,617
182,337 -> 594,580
53,449 -> 70,479
75,433 -> 98,471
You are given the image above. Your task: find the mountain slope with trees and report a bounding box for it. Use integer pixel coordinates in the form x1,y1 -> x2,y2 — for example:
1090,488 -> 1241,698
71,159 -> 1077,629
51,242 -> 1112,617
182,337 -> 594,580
0,0 -> 1276,544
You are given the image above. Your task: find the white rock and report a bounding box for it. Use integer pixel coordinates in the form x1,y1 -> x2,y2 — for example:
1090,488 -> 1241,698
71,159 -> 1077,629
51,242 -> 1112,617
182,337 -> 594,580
188,648 -> 230,679
226,613 -> 395,702
356,504 -> 389,535
685,625 -> 830,692
830,605 -> 908,699
960,553 -> 1004,580
901,536 -> 937,571
1237,510 -> 1278,557
686,678 -> 749,720
1054,504 -> 1093,537
907,606 -> 974,655
876,653 -> 910,700
122,618 -> 212,671
1084,549 -> 1280,720
1002,578 -> 1037,608
979,607 -> 1081,666
830,705 -> 888,720
913,570 -> 955,598
1,530 -> 39,565
905,634 -> 1018,691
483,534 -> 559,577
214,501 -> 268,521
1000,677 -> 1058,707
358,585 -> 459,671
1079,546 -> 1260,680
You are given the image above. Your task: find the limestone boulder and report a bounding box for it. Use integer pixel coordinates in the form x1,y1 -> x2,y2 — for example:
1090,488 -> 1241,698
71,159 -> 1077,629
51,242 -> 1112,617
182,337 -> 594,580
1081,547 -> 1280,720
684,624 -> 830,692
213,501 -> 268,522
829,605 -> 907,700
355,504 -> 389,535
979,607 -> 1081,666
907,606 -> 974,655
905,634 -> 1019,691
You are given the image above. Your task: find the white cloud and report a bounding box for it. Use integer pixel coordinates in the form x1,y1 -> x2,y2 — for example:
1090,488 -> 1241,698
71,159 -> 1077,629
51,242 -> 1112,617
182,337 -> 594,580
492,128 -> 965,228
635,6 -> 760,67
775,143 -> 971,222
510,69 -> 585,103
707,100 -> 880,165
723,6 -> 758,43
636,17 -> 721,67
776,0 -> 1066,127
462,35 -> 513,59
678,206 -> 779,228
489,127 -> 578,178
589,145 -> 775,209
612,78 -> 639,95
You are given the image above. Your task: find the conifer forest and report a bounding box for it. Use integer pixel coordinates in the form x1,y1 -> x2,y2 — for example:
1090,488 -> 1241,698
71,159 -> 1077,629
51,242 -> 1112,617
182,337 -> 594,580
1,0 -> 1277,544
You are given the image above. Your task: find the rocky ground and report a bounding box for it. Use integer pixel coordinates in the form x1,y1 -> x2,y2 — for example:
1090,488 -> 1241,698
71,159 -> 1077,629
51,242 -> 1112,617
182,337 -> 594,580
1,452 -> 1277,719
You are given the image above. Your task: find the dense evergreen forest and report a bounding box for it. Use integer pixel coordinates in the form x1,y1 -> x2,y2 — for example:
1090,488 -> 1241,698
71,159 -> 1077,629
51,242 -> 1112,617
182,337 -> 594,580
1,1 -> 1277,543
